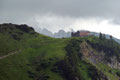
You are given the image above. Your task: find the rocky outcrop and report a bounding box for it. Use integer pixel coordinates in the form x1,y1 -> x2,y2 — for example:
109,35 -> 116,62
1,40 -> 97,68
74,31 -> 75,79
61,39 -> 110,80
80,42 -> 104,63
80,41 -> 120,70
107,56 -> 120,69
0,23 -> 35,34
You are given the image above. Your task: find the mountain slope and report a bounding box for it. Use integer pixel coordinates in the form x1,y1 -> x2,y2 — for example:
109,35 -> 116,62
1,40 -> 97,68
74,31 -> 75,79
0,23 -> 70,80
0,23 -> 120,80
54,37 -> 120,80
0,23 -> 37,56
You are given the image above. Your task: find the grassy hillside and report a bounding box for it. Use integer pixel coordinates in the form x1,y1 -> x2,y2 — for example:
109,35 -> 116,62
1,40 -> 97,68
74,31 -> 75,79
0,23 -> 120,80
0,23 -> 70,80
0,23 -> 38,56
0,36 -> 69,80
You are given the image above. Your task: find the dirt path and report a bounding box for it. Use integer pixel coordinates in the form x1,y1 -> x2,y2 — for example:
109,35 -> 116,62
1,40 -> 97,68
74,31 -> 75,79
0,51 -> 20,60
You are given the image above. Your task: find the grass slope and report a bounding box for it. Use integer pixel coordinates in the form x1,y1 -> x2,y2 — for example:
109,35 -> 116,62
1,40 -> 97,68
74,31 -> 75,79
0,24 -> 120,80
0,33 -> 70,80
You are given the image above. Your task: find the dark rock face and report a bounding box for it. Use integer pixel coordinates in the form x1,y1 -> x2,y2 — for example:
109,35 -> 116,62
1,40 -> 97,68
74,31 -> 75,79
15,24 -> 34,33
0,23 -> 36,41
0,23 -> 35,33
80,41 -> 120,70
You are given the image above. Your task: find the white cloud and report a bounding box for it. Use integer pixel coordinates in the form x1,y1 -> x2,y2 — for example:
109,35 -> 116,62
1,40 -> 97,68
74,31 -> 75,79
34,14 -> 76,32
74,18 -> 120,39
30,14 -> 120,39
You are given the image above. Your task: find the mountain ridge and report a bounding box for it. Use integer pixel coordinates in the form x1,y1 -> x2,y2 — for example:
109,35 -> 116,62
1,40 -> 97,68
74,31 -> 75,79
34,26 -> 120,44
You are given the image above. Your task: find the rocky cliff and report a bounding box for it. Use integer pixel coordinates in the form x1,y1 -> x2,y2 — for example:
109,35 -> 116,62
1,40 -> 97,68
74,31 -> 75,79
80,41 -> 120,70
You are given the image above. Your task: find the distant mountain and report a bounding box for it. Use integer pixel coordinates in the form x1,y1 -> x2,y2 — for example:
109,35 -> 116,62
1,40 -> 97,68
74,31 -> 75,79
34,27 -> 71,38
115,38 -> 120,43
91,32 -> 120,44
53,30 -> 71,38
38,28 -> 120,44
33,27 -> 120,44
41,28 -> 53,37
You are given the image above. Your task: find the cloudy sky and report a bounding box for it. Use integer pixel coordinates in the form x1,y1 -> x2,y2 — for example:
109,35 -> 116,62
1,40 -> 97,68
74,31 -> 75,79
0,0 -> 120,39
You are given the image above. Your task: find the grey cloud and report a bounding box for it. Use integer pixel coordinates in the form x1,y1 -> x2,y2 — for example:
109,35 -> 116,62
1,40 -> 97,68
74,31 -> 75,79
0,0 -> 120,24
